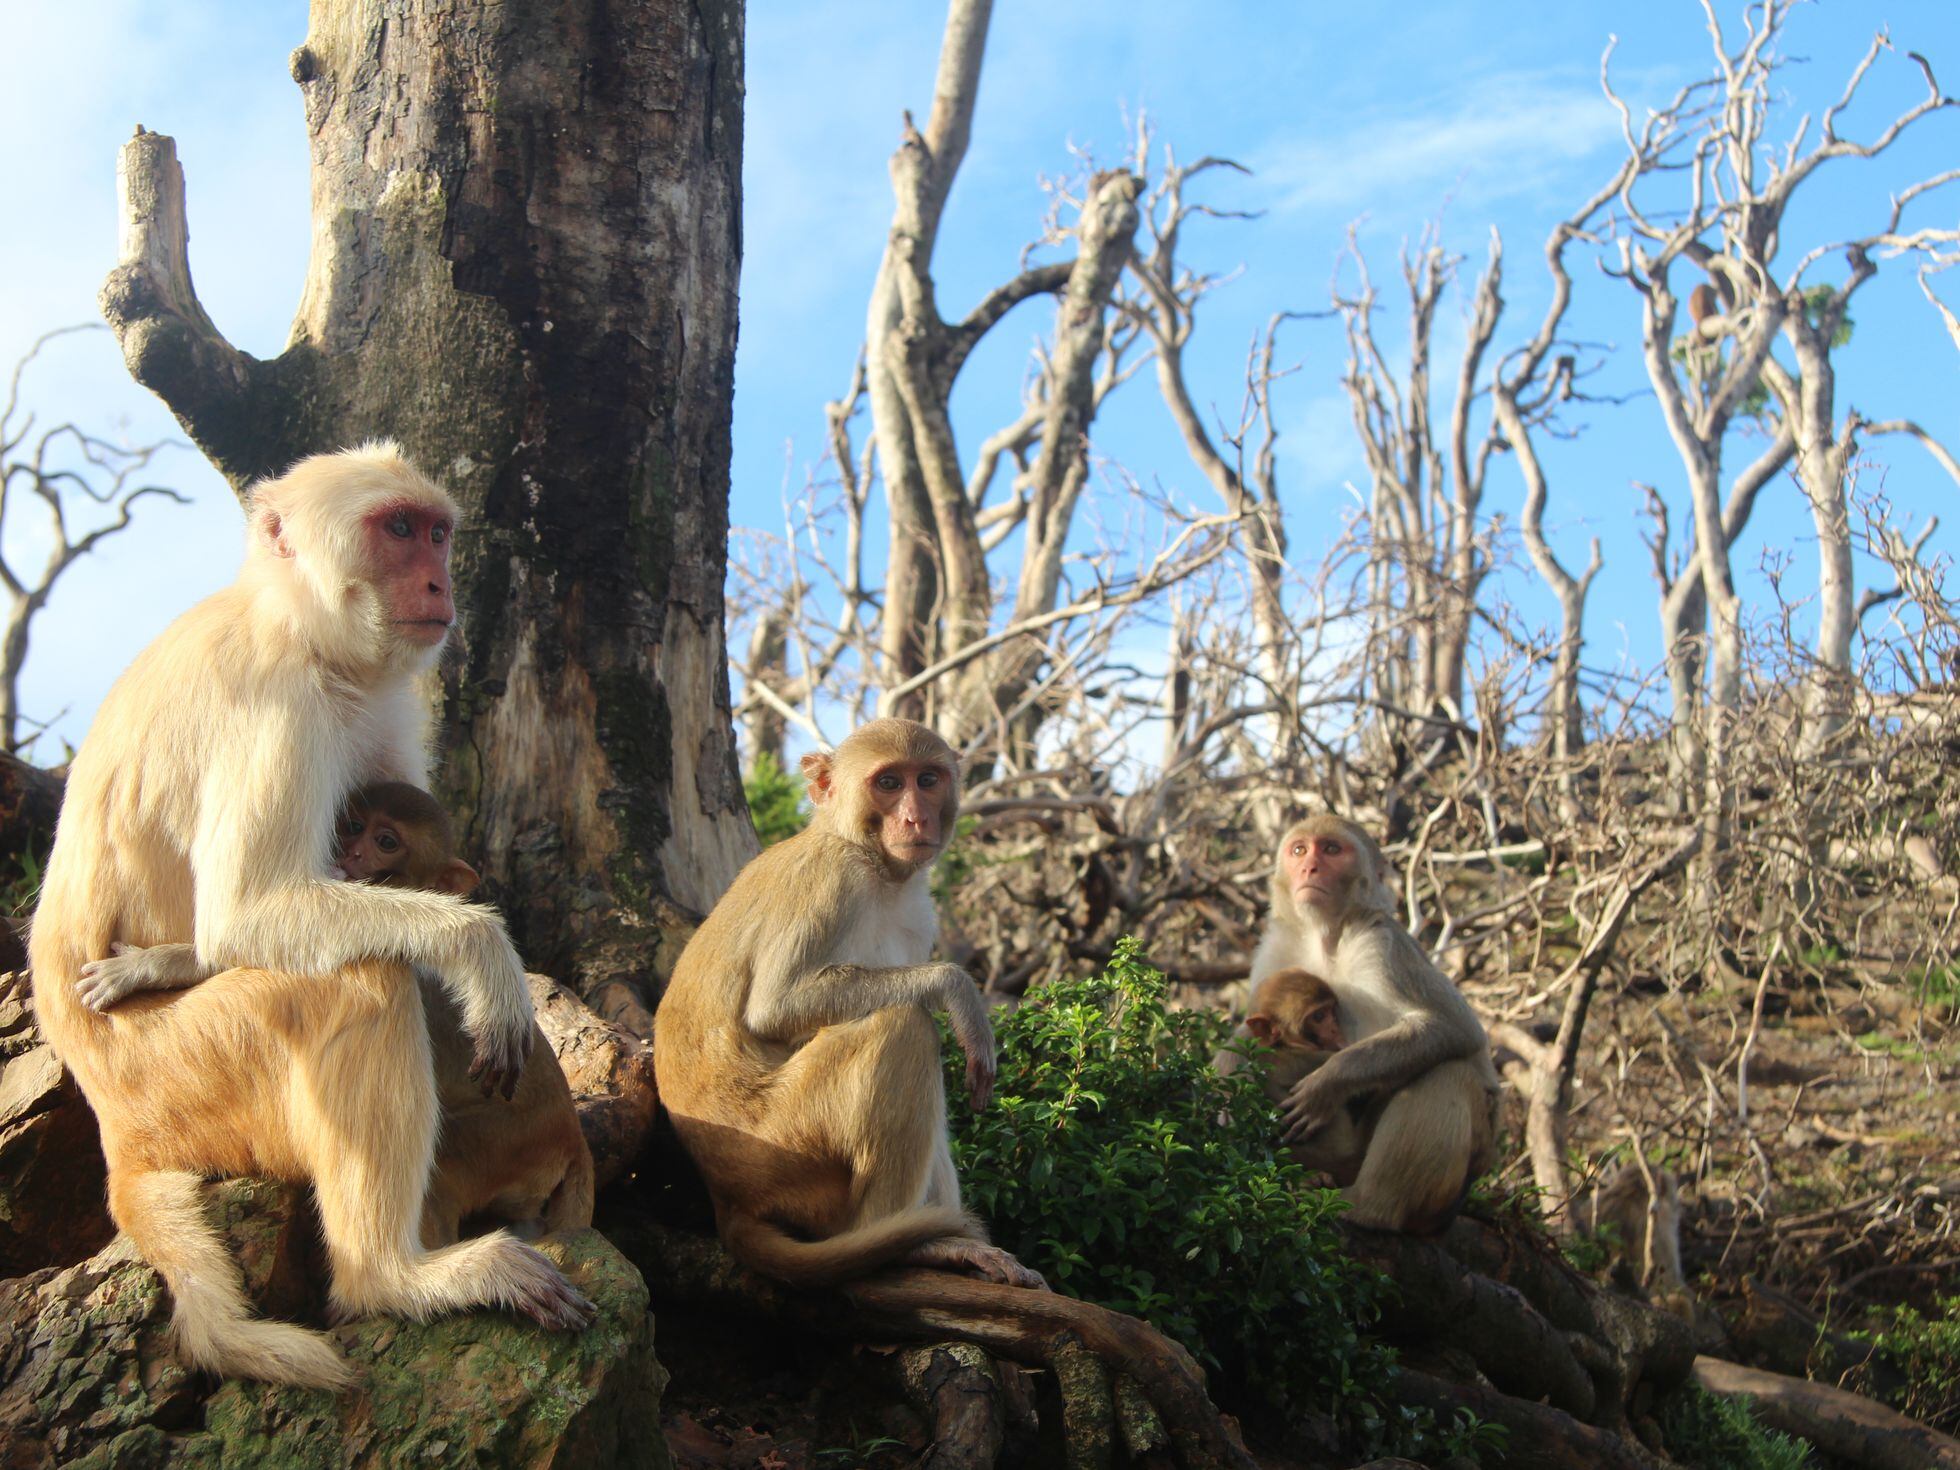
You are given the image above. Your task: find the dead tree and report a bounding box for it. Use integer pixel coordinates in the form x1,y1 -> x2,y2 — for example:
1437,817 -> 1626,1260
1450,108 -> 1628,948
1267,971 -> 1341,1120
95,0 -> 751,1024
1602,1 -> 1957,821
861,0 -> 1139,748
1328,224 -> 1501,763
1125,151 -> 1296,737
0,327 -> 187,757
749,0 -> 1238,768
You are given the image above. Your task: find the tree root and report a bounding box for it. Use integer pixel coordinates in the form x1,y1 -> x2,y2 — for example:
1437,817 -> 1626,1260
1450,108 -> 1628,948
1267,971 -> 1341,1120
888,1341 -> 1013,1470
615,1220 -> 1254,1470
1393,1368 -> 1665,1470
1344,1218 -> 1696,1430
619,1216 -> 1777,1469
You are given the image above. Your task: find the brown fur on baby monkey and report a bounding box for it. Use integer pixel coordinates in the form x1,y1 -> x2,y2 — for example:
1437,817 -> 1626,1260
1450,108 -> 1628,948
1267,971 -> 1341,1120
334,780 -> 479,895
336,783 -> 595,1247
1244,967 -> 1372,1185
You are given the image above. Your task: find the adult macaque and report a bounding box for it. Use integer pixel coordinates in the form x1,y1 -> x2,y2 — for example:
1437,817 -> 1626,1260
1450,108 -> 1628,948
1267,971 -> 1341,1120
80,781 -> 595,1247
1251,815 -> 1499,1234
31,444 -> 591,1390
656,718 -> 1043,1290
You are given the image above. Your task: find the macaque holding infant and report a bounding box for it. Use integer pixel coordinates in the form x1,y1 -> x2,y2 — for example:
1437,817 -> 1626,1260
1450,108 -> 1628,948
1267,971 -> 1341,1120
77,781 -> 593,1248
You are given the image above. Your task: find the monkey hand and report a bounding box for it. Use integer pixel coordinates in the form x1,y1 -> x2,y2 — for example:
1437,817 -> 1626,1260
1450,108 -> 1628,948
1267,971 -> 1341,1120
77,944 -> 162,1012
466,1012 -> 536,1100
943,967 -> 998,1111
965,1047 -> 997,1112
1279,1069 -> 1342,1145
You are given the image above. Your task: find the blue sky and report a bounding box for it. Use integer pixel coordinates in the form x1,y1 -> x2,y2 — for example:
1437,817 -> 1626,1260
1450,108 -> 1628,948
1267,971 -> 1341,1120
2,1 -> 1955,755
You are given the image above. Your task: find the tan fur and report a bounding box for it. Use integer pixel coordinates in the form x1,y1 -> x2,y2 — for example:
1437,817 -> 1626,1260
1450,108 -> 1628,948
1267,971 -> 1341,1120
30,444 -> 589,1388
80,782 -> 596,1247
421,982 -> 594,1244
340,782 -> 593,1246
1228,968 -> 1373,1184
654,719 -> 1040,1289
1254,815 -> 1500,1235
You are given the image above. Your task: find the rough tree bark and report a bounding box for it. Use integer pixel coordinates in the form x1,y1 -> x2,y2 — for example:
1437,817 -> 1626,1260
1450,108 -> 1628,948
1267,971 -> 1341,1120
97,0 -> 754,1024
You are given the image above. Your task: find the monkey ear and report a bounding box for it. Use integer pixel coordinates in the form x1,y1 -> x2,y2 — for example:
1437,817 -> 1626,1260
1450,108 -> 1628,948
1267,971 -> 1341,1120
1245,1013 -> 1280,1044
800,752 -> 835,804
254,507 -> 295,559
1363,854 -> 1399,916
434,859 -> 480,897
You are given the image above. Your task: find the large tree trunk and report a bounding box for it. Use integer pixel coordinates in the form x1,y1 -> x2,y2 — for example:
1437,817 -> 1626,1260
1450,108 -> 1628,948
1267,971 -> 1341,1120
99,0 -> 754,1027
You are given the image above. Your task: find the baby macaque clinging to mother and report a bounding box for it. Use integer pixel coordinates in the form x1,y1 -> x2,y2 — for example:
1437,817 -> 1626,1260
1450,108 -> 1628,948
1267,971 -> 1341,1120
30,443 -> 592,1390
655,717 -> 1045,1290
77,781 -> 484,1009
1242,814 -> 1500,1234
1229,967 -> 1373,1185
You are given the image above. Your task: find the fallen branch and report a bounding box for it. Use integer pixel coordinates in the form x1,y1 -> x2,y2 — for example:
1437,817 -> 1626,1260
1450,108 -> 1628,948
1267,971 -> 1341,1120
1694,1355 -> 1960,1470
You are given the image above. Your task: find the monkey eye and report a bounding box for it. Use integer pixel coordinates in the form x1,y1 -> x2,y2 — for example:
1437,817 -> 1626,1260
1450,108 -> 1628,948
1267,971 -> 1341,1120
430,522 -> 449,545
375,831 -> 401,853
875,772 -> 903,792
1323,840 -> 1343,855
1291,843 -> 1306,857
917,769 -> 939,788
341,818 -> 365,838
387,513 -> 413,539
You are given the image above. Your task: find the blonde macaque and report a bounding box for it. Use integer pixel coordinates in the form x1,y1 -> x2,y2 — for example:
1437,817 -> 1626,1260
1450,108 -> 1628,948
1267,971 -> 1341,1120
32,444 -> 591,1390
1251,815 -> 1500,1234
655,718 -> 1043,1290
81,781 -> 595,1248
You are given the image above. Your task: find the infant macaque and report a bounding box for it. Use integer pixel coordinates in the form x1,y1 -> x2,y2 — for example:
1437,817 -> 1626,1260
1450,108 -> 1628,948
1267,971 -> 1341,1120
1237,967 -> 1373,1183
78,782 -> 474,1010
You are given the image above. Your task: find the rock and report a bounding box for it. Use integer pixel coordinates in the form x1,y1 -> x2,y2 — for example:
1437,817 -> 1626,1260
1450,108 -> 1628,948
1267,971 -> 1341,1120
0,1178 -> 671,1469
0,970 -> 112,1275
530,974 -> 659,1190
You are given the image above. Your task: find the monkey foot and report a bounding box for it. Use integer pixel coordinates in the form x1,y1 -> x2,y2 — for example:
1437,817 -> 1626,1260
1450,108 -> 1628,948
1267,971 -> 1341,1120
498,1241 -> 598,1331
906,1236 -> 1049,1291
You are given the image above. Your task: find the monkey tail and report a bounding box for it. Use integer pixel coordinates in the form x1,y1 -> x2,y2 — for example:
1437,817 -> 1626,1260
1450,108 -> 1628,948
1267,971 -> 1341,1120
721,1205 -> 974,1288
113,1167 -> 354,1390
542,1132 -> 597,1234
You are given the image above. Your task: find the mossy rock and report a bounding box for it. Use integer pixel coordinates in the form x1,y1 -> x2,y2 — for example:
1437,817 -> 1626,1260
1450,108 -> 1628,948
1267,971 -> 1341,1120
0,1180 -> 668,1469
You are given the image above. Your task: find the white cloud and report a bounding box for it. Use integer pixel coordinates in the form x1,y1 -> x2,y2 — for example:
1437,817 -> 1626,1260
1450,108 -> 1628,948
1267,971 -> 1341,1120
1279,392 -> 1363,497
1253,71 -> 1622,219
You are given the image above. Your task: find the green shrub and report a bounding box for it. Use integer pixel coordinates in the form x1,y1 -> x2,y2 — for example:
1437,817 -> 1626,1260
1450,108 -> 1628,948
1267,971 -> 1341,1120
1851,1293 -> 1960,1433
1909,963 -> 1960,1019
744,752 -> 808,846
1660,1385 -> 1812,1470
0,850 -> 41,921
947,938 -> 1443,1454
